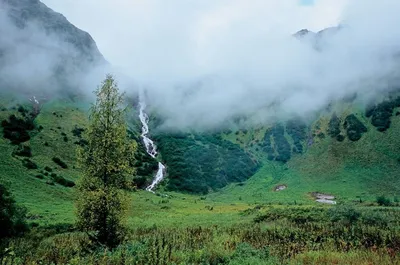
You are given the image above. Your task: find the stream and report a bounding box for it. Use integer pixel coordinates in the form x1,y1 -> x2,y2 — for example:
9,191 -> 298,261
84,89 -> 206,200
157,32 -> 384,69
138,97 -> 166,192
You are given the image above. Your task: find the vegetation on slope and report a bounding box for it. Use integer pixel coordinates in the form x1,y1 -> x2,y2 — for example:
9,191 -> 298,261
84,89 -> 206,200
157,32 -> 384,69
154,133 -> 259,194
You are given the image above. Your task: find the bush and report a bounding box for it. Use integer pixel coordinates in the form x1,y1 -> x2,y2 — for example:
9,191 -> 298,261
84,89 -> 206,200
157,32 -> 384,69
44,166 -> 53,172
229,243 -> 275,265
1,114 -> 35,144
72,126 -> 85,138
51,174 -> 75,187
263,124 -> 291,162
0,183 -> 28,240
328,113 -> 341,138
46,180 -> 55,185
367,97 -> 400,131
156,133 -> 258,194
13,145 -> 32,157
327,205 -> 361,225
22,159 -> 38,169
376,195 -> 391,206
336,134 -> 345,142
52,157 -> 68,169
361,211 -> 389,227
286,119 -> 307,153
343,114 -> 367,141
74,139 -> 88,147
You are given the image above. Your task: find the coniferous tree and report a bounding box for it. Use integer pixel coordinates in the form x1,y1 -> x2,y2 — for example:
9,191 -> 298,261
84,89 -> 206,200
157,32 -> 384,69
76,75 -> 136,248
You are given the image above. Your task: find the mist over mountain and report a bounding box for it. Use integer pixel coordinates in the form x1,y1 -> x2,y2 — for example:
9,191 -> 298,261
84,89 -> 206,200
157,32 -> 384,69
1,0 -> 400,131
74,0 -> 400,131
0,0 -> 107,96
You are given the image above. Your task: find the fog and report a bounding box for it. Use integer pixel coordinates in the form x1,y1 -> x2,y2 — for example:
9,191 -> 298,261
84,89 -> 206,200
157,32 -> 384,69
0,0 -> 108,97
5,0 -> 400,129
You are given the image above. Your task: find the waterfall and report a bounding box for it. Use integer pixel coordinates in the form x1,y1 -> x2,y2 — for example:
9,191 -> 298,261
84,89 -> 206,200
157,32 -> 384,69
138,96 -> 166,192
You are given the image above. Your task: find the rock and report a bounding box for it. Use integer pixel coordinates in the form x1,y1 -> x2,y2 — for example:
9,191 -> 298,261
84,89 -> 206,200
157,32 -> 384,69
312,192 -> 337,204
275,185 -> 287,191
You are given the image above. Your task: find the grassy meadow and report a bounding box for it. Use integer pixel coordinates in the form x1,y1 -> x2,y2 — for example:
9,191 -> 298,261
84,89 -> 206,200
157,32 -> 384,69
1,93 -> 400,264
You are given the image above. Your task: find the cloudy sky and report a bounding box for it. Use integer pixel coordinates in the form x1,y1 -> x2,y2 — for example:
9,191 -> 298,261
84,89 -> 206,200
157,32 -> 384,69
38,1 -> 400,129
41,0 -> 348,72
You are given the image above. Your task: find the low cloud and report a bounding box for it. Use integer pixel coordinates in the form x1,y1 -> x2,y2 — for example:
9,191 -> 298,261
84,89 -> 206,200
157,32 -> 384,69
10,0 -> 400,129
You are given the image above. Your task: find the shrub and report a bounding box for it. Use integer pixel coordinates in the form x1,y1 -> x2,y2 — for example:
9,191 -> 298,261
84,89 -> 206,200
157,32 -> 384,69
361,211 -> 388,227
376,195 -> 391,206
44,166 -> 53,172
343,114 -> 367,141
157,133 -> 258,194
17,105 -> 27,114
34,174 -> 44,179
46,180 -> 55,186
1,114 -> 35,144
13,145 -> 32,157
286,119 -> 307,153
52,157 -> 68,169
230,243 -> 274,265
74,139 -> 88,147
336,134 -> 345,142
72,126 -> 85,138
328,113 -> 341,138
367,97 -> 400,131
271,125 -> 291,162
22,159 -> 38,170
327,205 -> 361,225
51,174 -> 75,187
0,184 -> 28,239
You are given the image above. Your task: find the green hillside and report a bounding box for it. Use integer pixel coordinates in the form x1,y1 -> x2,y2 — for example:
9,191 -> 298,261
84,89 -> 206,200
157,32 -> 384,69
1,91 -> 400,264
1,91 -> 399,225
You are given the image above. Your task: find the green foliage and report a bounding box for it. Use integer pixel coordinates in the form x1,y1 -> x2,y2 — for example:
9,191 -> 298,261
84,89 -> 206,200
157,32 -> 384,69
76,75 -> 136,248
267,124 -> 291,162
131,142 -> 158,189
336,134 -> 345,142
13,144 -> 32,157
376,195 -> 391,206
328,113 -> 341,138
52,157 -> 68,169
50,174 -> 75,187
262,128 -> 275,160
343,114 -> 367,141
156,133 -> 258,194
286,119 -> 307,153
366,96 -> 400,131
1,114 -> 35,144
230,243 -> 275,265
22,159 -> 38,170
71,126 -> 85,138
327,205 -> 361,225
0,183 -> 28,240
5,206 -> 400,264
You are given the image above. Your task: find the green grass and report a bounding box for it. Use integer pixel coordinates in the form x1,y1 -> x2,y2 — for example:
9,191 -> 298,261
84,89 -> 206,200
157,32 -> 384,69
1,93 -> 400,230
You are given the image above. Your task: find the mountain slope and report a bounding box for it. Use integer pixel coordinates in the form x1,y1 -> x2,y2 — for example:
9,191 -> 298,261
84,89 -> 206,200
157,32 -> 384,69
0,0 -> 106,93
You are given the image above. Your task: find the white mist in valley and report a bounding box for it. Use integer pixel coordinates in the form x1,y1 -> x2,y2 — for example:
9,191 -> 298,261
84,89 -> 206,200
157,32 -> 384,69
12,0 -> 400,129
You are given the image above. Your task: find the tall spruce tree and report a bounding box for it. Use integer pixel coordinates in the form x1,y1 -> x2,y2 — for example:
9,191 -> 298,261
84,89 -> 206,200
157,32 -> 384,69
76,75 -> 136,248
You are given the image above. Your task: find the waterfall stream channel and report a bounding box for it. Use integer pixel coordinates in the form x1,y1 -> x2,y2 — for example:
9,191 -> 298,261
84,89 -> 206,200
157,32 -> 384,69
138,99 -> 165,192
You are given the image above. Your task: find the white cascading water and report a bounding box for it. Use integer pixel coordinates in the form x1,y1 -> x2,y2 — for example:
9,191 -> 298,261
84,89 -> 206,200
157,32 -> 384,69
138,96 -> 166,192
